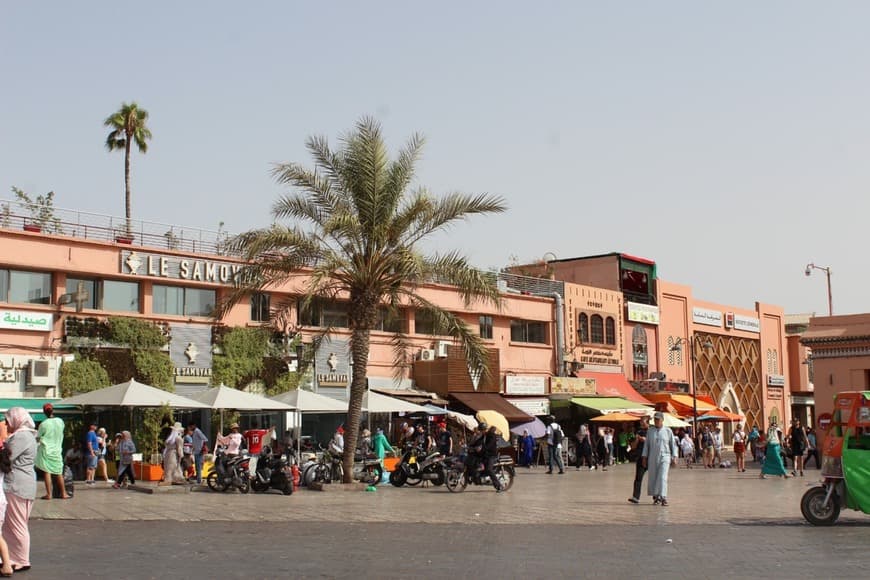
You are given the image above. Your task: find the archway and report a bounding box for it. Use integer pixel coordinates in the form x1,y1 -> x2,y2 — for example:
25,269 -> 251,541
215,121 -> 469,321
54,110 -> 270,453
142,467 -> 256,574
718,382 -> 743,442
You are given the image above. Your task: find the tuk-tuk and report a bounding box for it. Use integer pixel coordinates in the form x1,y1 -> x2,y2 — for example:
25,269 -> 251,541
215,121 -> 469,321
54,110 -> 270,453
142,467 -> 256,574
801,391 -> 870,525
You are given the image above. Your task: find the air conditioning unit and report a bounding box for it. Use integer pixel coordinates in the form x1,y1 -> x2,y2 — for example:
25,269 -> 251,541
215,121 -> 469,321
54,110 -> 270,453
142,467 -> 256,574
28,359 -> 57,387
435,341 -> 451,358
417,349 -> 436,361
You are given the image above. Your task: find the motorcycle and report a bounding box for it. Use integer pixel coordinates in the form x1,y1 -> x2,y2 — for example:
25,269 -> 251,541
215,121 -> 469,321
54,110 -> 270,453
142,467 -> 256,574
250,446 -> 294,495
801,390 -> 870,526
206,445 -> 251,493
444,449 -> 515,493
389,443 -> 446,487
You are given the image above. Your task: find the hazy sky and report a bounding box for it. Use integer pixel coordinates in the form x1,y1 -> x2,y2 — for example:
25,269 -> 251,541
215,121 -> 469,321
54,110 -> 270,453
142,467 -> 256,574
2,2 -> 867,316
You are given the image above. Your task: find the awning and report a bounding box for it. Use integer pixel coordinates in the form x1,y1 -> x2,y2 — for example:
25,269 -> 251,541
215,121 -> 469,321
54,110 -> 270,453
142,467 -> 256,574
570,396 -> 652,414
449,393 -> 532,423
0,398 -> 78,423
590,412 -> 647,422
573,371 -> 650,405
643,393 -> 717,418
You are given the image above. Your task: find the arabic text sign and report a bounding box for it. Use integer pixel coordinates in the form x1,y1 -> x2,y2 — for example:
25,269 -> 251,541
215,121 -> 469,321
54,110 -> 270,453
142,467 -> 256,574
0,309 -> 53,332
626,302 -> 660,325
692,307 -> 722,328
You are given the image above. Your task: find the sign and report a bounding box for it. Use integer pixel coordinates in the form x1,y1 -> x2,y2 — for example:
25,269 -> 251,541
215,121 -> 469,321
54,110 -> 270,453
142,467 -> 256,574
579,348 -> 618,366
0,309 -> 53,332
550,376 -> 596,395
505,375 -> 547,395
506,397 -> 550,416
767,374 -> 785,387
817,412 -> 832,431
767,386 -> 783,400
732,314 -> 761,333
630,380 -> 690,394
627,302 -> 660,325
121,251 -> 244,285
692,307 -> 722,328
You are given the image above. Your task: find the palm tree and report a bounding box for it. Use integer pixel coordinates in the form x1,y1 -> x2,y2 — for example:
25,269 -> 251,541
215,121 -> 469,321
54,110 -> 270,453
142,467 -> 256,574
222,117 -> 507,482
104,102 -> 152,235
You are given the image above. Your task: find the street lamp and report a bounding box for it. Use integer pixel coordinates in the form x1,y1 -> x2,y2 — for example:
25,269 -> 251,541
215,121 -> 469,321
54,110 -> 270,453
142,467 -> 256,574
804,263 -> 833,316
670,335 -> 714,450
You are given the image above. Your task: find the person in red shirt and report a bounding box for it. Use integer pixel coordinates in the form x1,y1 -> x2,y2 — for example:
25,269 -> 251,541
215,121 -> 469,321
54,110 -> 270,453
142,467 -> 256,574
244,422 -> 274,476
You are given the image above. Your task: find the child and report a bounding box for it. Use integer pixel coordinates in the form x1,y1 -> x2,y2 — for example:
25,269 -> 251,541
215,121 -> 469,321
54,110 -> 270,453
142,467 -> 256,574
680,432 -> 695,469
0,444 -> 15,576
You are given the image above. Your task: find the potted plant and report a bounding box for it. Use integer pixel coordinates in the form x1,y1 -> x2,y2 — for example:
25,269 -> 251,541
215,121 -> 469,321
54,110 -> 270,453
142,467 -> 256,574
115,229 -> 134,244
135,404 -> 171,481
12,186 -> 63,234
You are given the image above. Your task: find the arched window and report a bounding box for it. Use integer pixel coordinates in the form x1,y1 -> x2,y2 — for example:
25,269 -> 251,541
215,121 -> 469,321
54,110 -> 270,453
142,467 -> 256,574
578,313 -> 589,343
605,317 -> 616,345
590,314 -> 604,343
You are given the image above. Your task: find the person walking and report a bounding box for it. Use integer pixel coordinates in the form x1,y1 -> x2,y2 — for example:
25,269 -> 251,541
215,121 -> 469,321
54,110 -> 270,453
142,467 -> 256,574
642,412 -> 678,506
0,443 -> 16,576
805,428 -> 819,469
617,428 -> 629,464
483,426 -> 505,493
113,431 -> 136,489
96,427 -> 111,483
627,416 -> 649,504
545,416 -> 564,474
712,426 -> 723,467
187,423 -> 209,485
679,432 -> 695,469
160,423 -> 185,486
2,406 -> 38,572
84,423 -> 99,485
700,426 -> 715,468
748,425 -> 760,462
604,427 -> 615,467
519,429 -> 535,468
760,421 -> 790,479
575,424 -> 594,470
788,418 -> 809,477
35,403 -> 69,500
733,424 -> 747,473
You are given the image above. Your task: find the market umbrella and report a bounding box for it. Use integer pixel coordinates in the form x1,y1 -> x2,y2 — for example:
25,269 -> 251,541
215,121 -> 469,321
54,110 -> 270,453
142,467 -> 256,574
362,390 -> 430,414
189,384 -> 294,433
422,404 -> 478,431
60,378 -> 209,409
269,389 -> 347,460
694,410 -> 742,422
590,412 -> 645,423
475,410 -> 508,439
510,417 -> 547,439
660,412 -> 690,428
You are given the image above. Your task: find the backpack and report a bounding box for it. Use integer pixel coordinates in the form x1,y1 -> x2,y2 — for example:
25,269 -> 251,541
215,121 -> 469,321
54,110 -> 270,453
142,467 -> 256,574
551,424 -> 563,445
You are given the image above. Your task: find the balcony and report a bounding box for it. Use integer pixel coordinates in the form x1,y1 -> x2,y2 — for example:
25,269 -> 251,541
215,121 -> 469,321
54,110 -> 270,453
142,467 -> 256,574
0,197 -> 228,256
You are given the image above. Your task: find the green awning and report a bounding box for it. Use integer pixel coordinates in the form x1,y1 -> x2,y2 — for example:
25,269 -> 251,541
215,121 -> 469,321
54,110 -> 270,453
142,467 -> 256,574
570,396 -> 652,413
0,398 -> 79,423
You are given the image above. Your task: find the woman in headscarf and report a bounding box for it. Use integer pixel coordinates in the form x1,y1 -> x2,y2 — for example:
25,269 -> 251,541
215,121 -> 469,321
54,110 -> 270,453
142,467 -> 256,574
760,420 -> 790,479
2,407 -> 37,572
160,423 -> 185,485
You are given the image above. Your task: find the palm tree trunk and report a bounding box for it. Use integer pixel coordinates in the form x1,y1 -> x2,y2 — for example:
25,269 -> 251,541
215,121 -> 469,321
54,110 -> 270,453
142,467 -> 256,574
342,326 -> 372,483
124,138 -> 132,236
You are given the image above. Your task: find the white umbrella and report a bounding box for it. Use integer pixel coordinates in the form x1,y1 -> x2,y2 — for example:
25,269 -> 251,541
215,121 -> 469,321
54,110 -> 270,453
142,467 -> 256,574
60,378 -> 209,408
269,389 -> 348,460
190,384 -> 295,433
362,390 -> 430,414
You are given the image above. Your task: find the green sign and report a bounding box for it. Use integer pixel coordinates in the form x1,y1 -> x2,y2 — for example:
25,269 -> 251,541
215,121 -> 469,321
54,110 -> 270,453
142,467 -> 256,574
0,309 -> 53,332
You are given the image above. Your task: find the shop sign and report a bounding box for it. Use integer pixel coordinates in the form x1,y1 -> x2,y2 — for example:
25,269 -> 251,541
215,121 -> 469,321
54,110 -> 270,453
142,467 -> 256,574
790,395 -> 814,406
692,307 -> 722,328
767,386 -> 783,400
550,376 -> 596,395
121,251 -> 244,285
579,348 -> 618,366
767,374 -> 785,387
0,309 -> 53,332
733,314 -> 761,333
507,397 -> 550,416
630,380 -> 690,394
505,375 -> 547,395
627,302 -> 660,325
817,413 -> 832,432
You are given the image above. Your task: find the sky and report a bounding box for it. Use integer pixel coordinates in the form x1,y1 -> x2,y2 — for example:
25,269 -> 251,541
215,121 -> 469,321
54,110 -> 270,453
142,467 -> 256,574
2,1 -> 868,316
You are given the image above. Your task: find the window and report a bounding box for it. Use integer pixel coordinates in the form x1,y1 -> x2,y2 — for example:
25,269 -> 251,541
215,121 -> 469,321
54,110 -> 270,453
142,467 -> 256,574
375,308 -> 404,333
414,311 -> 447,336
65,278 -> 97,310
510,320 -> 547,344
0,269 -> 52,305
251,293 -> 270,322
479,315 -> 493,340
632,325 -> 648,381
102,280 -> 140,312
590,315 -> 604,343
578,313 -> 588,343
297,299 -> 349,328
152,284 -> 215,317
605,317 -> 616,345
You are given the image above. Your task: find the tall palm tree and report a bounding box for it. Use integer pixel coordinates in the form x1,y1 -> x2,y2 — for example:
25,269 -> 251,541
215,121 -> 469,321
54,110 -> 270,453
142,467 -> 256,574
104,102 -> 152,235
222,117 -> 507,482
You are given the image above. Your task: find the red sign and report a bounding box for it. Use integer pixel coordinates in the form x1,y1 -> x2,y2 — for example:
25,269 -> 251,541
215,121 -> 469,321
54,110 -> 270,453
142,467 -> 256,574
817,413 -> 833,431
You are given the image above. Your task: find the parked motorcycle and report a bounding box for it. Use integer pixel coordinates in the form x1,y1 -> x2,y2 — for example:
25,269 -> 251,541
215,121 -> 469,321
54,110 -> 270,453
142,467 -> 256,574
250,446 -> 294,495
444,449 -> 515,493
389,443 -> 446,487
353,451 -> 384,485
207,445 -> 251,493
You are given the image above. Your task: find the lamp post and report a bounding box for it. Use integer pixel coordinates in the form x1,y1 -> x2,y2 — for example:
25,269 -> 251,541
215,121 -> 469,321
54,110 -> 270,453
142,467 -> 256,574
804,262 -> 833,316
670,334 -> 713,453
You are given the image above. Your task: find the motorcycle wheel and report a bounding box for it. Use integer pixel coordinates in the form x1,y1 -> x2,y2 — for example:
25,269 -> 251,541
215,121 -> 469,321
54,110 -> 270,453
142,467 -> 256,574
206,471 -> 227,492
282,481 -> 294,495
431,467 -> 445,487
445,468 -> 467,493
302,464 -> 318,487
359,464 -> 383,485
389,468 -> 407,487
801,486 -> 840,526
238,477 -> 250,494
494,465 -> 515,491
251,478 -> 269,493
313,464 -> 331,484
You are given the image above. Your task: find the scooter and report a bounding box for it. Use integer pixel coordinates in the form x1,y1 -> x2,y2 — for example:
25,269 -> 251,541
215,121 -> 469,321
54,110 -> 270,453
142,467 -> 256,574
250,446 -> 294,495
207,445 -> 251,493
389,443 -> 445,487
444,449 -> 515,493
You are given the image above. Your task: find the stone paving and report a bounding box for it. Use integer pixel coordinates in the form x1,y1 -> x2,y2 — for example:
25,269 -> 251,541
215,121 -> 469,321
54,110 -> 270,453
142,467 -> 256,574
32,461 -> 869,526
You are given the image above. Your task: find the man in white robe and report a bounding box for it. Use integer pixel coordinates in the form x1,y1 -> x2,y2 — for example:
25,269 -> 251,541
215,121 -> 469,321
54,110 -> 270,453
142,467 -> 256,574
641,412 -> 678,506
